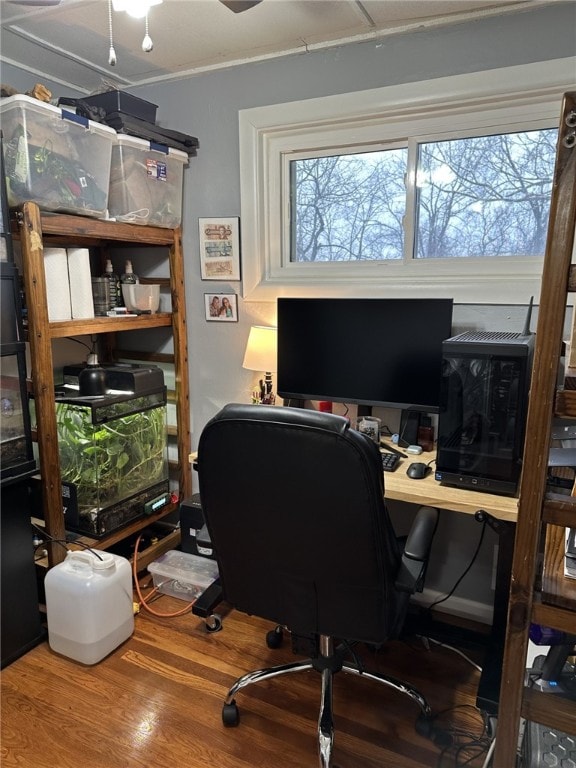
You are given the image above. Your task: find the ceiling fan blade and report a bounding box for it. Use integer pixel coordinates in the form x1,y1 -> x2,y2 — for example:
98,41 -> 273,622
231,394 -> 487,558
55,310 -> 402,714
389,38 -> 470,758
219,0 -> 263,12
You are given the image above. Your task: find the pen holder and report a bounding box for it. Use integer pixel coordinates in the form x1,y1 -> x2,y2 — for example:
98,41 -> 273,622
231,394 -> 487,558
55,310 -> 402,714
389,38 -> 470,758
354,416 -> 381,444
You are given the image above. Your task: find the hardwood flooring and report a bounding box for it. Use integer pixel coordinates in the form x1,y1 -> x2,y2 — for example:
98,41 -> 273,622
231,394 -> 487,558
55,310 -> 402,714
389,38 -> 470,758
2,597 -> 494,768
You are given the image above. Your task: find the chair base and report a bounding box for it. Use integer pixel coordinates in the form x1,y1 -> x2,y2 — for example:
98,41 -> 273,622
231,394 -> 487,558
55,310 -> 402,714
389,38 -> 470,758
222,634 -> 432,768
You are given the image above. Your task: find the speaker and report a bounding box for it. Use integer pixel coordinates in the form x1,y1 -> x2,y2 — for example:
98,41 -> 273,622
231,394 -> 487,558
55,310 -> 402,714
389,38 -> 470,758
399,410 -> 421,447
180,494 -> 216,559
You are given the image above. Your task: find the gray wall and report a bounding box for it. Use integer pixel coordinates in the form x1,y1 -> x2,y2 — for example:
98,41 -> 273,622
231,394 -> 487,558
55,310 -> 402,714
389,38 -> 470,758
131,1 -> 576,441
3,1 -> 575,623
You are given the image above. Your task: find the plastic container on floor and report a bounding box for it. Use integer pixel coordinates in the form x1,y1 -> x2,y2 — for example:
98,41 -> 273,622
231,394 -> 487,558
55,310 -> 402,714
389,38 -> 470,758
148,550 -> 219,601
44,550 -> 134,664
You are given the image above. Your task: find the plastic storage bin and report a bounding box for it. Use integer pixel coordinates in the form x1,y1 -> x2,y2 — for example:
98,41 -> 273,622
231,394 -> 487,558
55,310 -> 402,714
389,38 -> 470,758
148,550 -> 219,601
44,550 -> 134,664
0,94 -> 115,218
108,134 -> 188,228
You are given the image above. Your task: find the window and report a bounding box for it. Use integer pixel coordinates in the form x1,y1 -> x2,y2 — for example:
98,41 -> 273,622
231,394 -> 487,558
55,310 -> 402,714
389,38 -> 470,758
291,147 -> 408,263
239,57 -> 574,302
289,129 -> 556,264
414,130 -> 556,261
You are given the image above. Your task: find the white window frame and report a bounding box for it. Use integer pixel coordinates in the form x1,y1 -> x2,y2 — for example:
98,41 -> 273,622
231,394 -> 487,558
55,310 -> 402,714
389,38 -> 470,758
239,57 -> 576,303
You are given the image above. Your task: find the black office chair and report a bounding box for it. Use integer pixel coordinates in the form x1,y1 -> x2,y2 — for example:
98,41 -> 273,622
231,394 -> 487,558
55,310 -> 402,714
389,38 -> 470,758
197,403 -> 439,767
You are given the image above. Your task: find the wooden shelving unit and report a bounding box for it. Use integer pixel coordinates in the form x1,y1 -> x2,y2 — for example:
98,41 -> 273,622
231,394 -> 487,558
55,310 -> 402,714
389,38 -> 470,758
494,92 -> 576,765
14,202 -> 191,567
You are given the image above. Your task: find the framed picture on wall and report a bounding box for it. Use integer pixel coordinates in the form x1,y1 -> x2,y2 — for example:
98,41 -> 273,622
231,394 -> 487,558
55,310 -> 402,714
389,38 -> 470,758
204,293 -> 238,322
199,216 -> 241,280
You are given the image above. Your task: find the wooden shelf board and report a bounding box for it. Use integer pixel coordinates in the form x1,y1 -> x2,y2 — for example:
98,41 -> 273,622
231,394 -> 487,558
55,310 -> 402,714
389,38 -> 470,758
46,313 -> 172,338
27,212 -> 178,246
544,495 -> 576,527
532,599 -> 576,635
521,687 -> 576,734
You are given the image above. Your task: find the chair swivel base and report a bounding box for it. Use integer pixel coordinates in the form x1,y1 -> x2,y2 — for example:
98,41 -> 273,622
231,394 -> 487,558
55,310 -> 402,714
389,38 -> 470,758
221,634 -> 431,768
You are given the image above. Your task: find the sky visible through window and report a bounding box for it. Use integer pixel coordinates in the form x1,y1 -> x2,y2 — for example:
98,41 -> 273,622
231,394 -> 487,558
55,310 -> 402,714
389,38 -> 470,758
291,129 -> 556,263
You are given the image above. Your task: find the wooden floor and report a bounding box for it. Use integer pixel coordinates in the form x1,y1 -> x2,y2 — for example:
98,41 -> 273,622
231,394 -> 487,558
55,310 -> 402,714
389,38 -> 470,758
2,596 -> 494,768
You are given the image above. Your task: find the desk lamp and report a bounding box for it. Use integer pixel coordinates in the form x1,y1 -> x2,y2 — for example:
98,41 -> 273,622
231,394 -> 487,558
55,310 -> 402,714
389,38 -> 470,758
242,325 -> 277,405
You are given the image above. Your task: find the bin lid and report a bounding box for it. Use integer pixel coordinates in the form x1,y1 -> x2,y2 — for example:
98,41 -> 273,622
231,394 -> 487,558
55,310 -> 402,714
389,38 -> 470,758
0,94 -> 116,139
148,550 -> 219,587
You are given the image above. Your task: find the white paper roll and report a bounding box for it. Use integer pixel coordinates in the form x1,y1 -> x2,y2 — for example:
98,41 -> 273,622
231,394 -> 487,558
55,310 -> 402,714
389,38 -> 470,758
67,248 -> 94,319
43,247 -> 72,321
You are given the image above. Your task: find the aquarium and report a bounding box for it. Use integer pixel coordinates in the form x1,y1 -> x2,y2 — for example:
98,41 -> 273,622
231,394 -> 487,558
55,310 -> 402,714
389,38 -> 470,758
55,388 -> 169,537
0,262 -> 35,482
1,353 -> 35,480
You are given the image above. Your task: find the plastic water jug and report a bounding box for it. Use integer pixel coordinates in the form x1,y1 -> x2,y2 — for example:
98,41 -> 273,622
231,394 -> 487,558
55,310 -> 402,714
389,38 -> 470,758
44,550 -> 134,665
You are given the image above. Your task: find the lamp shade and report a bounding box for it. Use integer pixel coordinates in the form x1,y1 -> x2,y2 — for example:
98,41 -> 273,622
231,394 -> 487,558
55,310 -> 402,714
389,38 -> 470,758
242,325 -> 277,373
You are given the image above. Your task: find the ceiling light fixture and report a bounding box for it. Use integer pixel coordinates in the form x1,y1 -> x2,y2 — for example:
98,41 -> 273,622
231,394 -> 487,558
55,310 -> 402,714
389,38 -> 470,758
112,0 -> 162,19
107,0 -> 162,66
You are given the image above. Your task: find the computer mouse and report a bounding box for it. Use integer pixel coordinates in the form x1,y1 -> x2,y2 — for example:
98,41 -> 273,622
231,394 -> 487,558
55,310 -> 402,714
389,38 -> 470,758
406,462 -> 430,480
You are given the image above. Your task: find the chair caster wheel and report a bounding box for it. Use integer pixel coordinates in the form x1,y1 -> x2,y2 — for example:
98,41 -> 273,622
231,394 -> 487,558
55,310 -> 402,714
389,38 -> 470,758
222,701 -> 239,727
206,614 -> 222,633
266,626 -> 283,648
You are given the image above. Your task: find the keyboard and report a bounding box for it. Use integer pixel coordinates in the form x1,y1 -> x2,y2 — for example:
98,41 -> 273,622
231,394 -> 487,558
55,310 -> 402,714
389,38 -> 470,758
381,452 -> 400,472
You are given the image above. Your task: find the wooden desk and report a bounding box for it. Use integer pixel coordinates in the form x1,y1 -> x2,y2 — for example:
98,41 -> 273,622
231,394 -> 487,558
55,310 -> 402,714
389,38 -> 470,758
381,449 -> 519,523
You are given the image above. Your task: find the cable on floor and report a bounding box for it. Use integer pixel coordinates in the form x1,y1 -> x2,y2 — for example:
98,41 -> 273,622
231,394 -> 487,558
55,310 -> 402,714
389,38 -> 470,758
417,635 -> 482,673
431,705 -> 493,768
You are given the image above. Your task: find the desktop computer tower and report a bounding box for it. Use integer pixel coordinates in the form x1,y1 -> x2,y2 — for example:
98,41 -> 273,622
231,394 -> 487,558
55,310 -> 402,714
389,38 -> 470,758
435,330 -> 534,496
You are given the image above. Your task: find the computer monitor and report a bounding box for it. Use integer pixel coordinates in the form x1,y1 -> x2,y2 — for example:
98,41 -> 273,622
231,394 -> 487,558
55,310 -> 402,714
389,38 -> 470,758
277,297 -> 454,413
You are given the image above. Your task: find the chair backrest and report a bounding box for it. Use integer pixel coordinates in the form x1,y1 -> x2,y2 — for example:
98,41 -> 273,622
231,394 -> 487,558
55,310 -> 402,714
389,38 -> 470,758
197,404 -> 405,643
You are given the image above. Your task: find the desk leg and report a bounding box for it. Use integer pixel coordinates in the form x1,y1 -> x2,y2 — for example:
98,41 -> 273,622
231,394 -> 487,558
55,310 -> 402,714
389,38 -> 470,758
476,519 -> 515,715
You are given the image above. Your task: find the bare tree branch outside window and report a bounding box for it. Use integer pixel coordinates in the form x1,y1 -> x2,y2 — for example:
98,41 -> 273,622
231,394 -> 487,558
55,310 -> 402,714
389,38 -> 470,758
290,129 -> 556,263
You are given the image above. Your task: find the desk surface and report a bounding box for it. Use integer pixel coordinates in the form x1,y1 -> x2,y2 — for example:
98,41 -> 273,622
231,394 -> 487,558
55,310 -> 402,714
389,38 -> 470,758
383,449 -> 519,523
191,448 -> 519,523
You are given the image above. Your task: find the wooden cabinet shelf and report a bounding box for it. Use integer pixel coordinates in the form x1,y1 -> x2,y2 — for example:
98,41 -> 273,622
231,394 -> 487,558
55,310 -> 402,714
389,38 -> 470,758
15,202 -> 191,568
46,312 -> 173,338
494,92 -> 576,765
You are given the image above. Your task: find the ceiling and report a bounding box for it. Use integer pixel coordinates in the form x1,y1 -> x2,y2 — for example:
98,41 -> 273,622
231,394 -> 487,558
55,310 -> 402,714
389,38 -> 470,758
1,0 -> 557,93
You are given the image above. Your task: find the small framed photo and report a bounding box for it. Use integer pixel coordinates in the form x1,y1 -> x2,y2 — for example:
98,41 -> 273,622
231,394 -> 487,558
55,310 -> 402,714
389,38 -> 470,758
199,216 -> 241,280
204,293 -> 238,322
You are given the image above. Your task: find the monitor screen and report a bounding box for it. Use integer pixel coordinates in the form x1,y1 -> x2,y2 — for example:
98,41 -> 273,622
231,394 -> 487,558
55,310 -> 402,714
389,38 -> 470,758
277,297 -> 454,412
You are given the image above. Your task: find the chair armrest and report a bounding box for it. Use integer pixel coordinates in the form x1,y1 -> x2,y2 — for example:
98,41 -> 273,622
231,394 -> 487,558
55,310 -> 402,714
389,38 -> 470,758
395,506 -> 439,594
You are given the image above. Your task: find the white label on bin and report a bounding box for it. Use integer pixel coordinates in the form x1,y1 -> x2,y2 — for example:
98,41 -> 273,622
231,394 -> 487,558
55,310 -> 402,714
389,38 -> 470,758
146,159 -> 167,181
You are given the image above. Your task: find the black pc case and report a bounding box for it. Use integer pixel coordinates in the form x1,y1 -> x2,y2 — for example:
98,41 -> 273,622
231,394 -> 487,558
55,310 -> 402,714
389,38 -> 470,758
435,330 -> 534,496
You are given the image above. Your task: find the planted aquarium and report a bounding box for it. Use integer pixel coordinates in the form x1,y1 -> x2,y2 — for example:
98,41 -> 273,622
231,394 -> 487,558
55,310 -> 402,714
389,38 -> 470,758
1,261 -> 36,481
55,389 -> 169,536
1,353 -> 35,479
